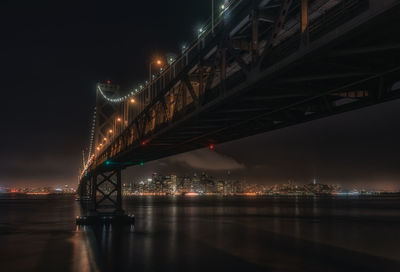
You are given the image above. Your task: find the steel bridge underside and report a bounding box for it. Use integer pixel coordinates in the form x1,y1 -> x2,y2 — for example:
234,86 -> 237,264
81,0 -> 400,192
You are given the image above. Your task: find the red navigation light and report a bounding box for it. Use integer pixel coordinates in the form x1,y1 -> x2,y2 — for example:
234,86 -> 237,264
141,139 -> 151,146
107,80 -> 111,84
209,144 -> 215,150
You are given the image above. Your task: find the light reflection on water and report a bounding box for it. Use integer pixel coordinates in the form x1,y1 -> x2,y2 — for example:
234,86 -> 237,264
1,195 -> 400,271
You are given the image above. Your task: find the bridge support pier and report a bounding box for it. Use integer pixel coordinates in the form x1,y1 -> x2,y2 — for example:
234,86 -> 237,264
91,169 -> 123,214
77,168 -> 135,225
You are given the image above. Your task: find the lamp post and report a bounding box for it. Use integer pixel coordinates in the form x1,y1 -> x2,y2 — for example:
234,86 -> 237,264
147,59 -> 162,103
149,59 -> 162,86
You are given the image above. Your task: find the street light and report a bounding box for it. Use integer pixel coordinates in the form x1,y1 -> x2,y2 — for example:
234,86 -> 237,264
148,58 -> 163,102
130,98 -> 135,104
149,58 -> 163,84
181,44 -> 187,53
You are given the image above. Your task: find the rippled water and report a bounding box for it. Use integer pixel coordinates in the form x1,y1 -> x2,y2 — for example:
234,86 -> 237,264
0,195 -> 400,271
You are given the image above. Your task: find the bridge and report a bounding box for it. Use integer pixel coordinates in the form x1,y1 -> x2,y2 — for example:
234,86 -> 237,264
77,0 -> 400,217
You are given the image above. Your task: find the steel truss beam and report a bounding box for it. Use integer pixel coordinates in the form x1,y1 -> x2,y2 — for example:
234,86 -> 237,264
91,169 -> 123,214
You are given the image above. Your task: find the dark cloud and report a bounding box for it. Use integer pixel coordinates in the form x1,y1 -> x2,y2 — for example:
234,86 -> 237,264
165,149 -> 245,171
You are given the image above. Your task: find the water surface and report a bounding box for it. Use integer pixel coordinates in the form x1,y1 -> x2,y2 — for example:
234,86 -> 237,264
1,195 -> 400,271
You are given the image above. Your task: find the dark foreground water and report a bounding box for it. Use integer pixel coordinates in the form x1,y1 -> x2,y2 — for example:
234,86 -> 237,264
1,195 -> 400,272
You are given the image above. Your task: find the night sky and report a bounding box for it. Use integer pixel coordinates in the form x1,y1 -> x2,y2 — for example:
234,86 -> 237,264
1,0 -> 399,190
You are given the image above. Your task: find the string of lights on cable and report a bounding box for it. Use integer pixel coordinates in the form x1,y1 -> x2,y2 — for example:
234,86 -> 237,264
86,106 -> 97,166
96,1 -> 232,105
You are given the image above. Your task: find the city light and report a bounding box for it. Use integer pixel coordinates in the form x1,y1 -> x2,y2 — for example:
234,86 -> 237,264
130,98 -> 135,103
109,129 -> 113,133
185,192 -> 199,197
117,117 -> 122,122
119,174 -> 353,197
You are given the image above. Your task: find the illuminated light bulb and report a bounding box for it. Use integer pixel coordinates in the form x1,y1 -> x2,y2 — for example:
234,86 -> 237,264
156,60 -> 162,65
103,137 -> 107,141
130,98 -> 135,103
117,117 -> 122,122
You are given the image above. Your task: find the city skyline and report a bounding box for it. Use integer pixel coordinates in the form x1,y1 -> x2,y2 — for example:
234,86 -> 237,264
1,168 -> 398,193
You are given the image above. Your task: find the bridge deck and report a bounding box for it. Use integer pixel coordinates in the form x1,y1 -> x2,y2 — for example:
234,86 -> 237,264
81,0 -> 400,185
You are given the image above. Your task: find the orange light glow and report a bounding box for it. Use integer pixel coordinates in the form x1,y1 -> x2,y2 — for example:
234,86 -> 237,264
130,98 -> 135,103
136,192 -> 167,196
156,60 -> 162,65
243,193 -> 258,196
103,137 -> 107,141
117,118 -> 122,122
185,192 -> 199,197
109,129 -> 113,133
